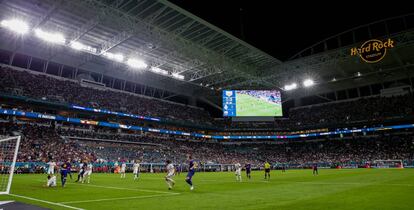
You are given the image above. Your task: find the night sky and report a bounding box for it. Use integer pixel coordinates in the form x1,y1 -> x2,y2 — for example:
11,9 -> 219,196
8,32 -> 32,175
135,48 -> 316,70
169,0 -> 413,61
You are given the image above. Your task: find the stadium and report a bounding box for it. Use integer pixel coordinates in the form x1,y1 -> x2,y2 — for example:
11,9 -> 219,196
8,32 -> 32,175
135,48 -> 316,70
0,0 -> 413,209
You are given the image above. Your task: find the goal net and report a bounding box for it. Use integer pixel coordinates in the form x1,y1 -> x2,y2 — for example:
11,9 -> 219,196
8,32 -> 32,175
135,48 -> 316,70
372,160 -> 404,169
0,136 -> 21,195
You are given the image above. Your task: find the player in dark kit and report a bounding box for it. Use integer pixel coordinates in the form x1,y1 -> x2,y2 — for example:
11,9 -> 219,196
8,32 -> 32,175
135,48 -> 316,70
60,162 -> 68,187
185,154 -> 196,190
245,163 -> 251,179
313,163 -> 318,175
66,159 -> 72,179
176,164 -> 182,176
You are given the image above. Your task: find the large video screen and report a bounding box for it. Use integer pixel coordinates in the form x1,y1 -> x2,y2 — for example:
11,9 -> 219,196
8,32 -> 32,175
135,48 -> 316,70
222,90 -> 282,117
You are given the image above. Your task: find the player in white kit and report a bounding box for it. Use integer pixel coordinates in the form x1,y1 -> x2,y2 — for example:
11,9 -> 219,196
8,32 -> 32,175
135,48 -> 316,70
133,160 -> 140,180
120,162 -> 127,178
47,160 -> 56,175
165,160 -> 175,190
82,162 -> 93,183
46,175 -> 56,187
235,162 -> 242,182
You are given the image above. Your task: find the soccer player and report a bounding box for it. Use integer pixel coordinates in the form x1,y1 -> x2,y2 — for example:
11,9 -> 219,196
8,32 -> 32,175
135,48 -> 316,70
235,162 -> 242,182
47,160 -> 56,175
281,164 -> 286,173
176,164 -> 181,176
120,162 -> 127,178
165,160 -> 175,190
313,163 -> 318,176
185,154 -> 196,190
76,161 -> 87,182
66,159 -> 73,180
46,175 -> 57,187
82,162 -> 93,183
264,161 -> 271,180
245,163 -> 251,179
60,162 -> 68,187
133,160 -> 140,180
114,161 -> 119,173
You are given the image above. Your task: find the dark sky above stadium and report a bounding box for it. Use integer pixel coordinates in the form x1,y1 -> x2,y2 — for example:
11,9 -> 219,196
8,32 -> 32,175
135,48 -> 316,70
169,0 -> 413,61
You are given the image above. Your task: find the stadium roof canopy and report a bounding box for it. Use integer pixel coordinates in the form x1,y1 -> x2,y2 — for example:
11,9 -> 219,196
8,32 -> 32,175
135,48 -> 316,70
0,0 -> 281,101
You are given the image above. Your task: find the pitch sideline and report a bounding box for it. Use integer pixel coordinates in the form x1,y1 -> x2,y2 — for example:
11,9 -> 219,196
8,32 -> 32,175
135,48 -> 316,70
9,193 -> 84,210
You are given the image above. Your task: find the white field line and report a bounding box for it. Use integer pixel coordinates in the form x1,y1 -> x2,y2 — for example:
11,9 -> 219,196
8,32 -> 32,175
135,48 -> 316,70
31,180 -> 180,206
61,193 -> 179,204
74,183 -> 179,195
9,194 -> 84,210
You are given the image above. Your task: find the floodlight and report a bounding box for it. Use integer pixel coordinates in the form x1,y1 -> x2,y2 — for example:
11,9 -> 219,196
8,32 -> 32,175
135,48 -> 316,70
172,73 -> 184,80
284,83 -> 297,91
34,29 -> 65,44
69,41 -> 97,53
103,52 -> 124,62
150,67 -> 168,75
70,41 -> 84,50
127,58 -> 147,69
0,19 -> 29,34
303,79 -> 314,87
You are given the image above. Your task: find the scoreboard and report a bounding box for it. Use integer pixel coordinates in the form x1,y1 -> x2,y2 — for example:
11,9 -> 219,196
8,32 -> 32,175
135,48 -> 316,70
222,90 -> 282,117
222,90 -> 236,117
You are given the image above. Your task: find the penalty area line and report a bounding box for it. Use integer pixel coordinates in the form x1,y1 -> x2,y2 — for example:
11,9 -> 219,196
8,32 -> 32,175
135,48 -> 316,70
61,193 -> 180,204
9,194 -> 84,210
74,183 -> 180,195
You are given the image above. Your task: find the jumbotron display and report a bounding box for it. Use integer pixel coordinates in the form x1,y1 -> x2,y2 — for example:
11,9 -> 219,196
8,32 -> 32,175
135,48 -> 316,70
222,90 -> 282,117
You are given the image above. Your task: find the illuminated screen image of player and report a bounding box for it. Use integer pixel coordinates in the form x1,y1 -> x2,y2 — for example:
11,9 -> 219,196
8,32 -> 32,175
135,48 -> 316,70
236,90 -> 282,116
222,90 -> 282,117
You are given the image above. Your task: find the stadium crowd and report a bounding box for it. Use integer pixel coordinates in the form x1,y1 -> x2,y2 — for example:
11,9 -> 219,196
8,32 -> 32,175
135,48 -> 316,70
1,122 -> 413,169
0,123 -> 95,163
0,67 -> 212,125
288,94 -> 414,127
2,66 -> 414,132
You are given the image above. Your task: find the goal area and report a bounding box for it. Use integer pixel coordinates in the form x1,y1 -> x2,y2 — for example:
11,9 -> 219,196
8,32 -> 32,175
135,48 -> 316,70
0,136 -> 21,195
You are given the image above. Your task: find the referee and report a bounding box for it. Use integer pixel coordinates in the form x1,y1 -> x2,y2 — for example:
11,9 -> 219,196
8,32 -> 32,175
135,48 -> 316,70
264,161 -> 271,180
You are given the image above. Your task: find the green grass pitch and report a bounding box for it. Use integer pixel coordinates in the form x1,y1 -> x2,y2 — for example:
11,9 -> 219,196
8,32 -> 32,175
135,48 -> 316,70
236,94 -> 282,116
1,169 -> 413,210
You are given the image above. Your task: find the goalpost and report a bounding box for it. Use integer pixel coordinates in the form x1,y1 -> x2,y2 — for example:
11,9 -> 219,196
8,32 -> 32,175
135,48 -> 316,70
0,136 -> 21,195
372,160 -> 404,169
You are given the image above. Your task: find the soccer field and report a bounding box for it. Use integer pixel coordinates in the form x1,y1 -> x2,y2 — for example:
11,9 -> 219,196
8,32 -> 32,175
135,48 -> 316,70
236,94 -> 282,116
1,169 -> 413,210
